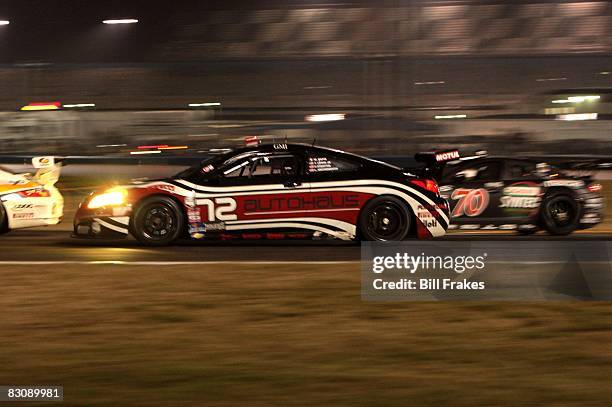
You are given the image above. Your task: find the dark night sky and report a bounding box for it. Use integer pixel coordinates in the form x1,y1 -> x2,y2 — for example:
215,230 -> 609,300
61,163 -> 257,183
0,0 -> 178,62
0,0 -> 366,62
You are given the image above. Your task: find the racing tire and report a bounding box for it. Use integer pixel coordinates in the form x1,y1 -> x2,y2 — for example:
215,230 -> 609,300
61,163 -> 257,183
131,196 -> 185,246
0,203 -> 8,235
358,196 -> 412,241
541,193 -> 580,236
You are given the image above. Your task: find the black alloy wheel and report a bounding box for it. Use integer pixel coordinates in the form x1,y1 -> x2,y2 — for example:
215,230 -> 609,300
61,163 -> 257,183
132,196 -> 184,246
359,196 -> 411,241
541,194 -> 580,235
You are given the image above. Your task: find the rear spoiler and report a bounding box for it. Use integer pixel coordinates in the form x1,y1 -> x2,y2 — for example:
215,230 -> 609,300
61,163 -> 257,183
412,149 -> 460,180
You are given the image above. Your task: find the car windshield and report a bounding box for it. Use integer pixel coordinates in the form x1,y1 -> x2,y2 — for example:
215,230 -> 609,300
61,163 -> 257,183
172,151 -> 235,179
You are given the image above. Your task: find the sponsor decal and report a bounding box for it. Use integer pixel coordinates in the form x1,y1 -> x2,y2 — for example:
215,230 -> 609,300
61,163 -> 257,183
308,157 -> 338,172
543,179 -> 584,188
417,204 -> 438,228
13,212 -> 34,219
202,165 -> 214,173
244,194 -> 359,212
203,221 -> 226,232
273,143 -> 288,150
500,182 -> 541,210
12,203 -> 34,211
435,150 -> 460,162
189,221 -> 226,235
155,184 -> 175,192
451,188 -> 489,217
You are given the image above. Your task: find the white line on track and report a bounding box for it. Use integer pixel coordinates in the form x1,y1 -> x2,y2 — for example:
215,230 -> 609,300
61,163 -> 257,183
0,261 -> 606,266
0,261 -> 359,266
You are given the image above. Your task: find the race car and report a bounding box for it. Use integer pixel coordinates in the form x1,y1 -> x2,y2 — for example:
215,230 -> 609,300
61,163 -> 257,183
0,157 -> 64,234
423,151 -> 604,235
73,143 -> 450,245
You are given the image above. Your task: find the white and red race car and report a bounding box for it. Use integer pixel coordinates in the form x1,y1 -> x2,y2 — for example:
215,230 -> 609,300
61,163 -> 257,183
0,157 -> 64,234
73,143 -> 450,245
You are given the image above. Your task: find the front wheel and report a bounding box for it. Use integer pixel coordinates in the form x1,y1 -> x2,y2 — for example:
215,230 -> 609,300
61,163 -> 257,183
131,196 -> 185,246
541,194 -> 580,236
358,196 -> 412,241
0,203 -> 8,234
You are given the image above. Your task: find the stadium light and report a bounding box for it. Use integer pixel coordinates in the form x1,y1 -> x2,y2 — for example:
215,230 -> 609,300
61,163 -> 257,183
103,19 -> 138,25
188,102 -> 221,107
556,113 -> 598,121
434,114 -> 467,119
305,113 -> 346,122
552,95 -> 600,104
20,102 -> 61,111
0,21 -> 9,26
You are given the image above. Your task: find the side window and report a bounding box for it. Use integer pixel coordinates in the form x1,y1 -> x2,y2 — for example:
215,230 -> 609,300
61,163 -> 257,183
307,153 -> 360,174
223,153 -> 299,179
470,162 -> 501,181
506,161 -> 537,179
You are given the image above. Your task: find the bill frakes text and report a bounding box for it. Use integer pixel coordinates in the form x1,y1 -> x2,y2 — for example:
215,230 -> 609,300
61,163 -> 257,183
373,278 -> 485,291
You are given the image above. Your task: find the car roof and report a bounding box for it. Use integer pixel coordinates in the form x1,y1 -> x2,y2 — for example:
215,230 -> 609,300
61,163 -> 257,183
238,143 -> 392,163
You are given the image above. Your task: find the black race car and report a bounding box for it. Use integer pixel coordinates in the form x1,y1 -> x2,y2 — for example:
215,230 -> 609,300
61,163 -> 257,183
73,142 -> 450,245
425,152 -> 604,235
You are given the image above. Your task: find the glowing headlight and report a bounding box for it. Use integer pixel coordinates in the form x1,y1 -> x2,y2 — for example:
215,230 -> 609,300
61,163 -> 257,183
87,188 -> 127,209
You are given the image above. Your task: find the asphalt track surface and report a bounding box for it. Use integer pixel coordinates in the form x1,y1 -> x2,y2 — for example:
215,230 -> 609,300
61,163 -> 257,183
0,230 -> 610,263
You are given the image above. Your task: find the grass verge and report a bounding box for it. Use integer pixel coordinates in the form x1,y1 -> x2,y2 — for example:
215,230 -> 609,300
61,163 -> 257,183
2,264 -> 612,406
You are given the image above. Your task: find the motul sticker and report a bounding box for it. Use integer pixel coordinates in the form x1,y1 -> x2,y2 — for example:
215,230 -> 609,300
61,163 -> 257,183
435,150 -> 460,162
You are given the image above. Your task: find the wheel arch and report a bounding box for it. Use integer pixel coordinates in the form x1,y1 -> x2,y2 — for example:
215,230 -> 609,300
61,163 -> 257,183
0,201 -> 8,234
543,186 -> 577,200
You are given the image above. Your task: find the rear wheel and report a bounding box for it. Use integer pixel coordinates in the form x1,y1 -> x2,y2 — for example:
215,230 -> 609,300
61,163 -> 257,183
541,193 -> 580,235
359,196 -> 411,241
131,196 -> 184,246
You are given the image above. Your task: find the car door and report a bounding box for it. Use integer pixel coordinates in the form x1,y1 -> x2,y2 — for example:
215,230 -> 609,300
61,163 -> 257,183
300,149 -> 367,239
210,150 -> 312,237
498,160 -> 543,222
440,160 -> 504,226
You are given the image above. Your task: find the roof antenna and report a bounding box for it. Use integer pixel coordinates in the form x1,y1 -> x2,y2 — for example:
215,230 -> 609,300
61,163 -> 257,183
311,136 -> 317,146
284,134 -> 288,144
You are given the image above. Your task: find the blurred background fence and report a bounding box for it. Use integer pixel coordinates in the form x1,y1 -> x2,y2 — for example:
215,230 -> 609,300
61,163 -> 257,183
0,0 -> 611,156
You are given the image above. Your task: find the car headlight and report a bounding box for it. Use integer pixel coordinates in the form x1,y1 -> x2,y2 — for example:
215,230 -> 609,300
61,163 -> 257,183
87,188 -> 127,209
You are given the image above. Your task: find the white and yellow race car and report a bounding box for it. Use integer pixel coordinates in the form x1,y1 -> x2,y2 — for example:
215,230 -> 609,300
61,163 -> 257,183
0,157 -> 64,234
